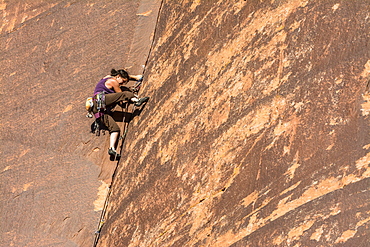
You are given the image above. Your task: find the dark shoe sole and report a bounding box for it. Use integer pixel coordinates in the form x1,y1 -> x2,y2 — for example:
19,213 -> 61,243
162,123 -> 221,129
108,149 -> 121,160
134,97 -> 149,106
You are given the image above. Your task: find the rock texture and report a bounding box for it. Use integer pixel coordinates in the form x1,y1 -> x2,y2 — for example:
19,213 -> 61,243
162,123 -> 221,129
2,0 -> 370,246
0,0 -> 160,246
98,1 -> 370,246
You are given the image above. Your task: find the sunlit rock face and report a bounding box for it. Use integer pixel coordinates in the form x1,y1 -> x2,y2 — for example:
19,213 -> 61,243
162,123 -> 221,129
99,1 -> 370,246
0,1 -> 159,246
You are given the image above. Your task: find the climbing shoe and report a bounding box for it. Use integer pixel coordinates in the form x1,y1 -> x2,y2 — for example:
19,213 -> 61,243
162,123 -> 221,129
134,97 -> 149,106
108,147 -> 121,160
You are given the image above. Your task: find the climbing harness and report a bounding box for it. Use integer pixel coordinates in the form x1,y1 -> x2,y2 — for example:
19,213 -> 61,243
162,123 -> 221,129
95,92 -> 106,112
94,92 -> 106,119
86,92 -> 108,136
85,91 -> 107,118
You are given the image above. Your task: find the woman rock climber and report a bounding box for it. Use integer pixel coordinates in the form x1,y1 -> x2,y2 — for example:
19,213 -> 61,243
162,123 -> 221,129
92,69 -> 149,159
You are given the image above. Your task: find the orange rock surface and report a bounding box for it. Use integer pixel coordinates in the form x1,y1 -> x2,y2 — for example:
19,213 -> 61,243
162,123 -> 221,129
1,1 -> 369,246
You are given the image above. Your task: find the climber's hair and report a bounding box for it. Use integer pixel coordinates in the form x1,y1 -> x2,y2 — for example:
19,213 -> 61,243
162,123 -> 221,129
111,69 -> 129,80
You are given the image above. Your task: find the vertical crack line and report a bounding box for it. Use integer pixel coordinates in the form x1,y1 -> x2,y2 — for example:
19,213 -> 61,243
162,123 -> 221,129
142,0 -> 164,75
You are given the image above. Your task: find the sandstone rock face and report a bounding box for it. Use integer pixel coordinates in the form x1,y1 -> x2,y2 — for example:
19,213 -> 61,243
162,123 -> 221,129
98,1 -> 370,246
0,0 -> 160,246
2,0 -> 370,246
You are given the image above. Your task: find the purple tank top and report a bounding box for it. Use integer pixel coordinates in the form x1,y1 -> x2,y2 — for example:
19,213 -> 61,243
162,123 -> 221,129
94,77 -> 115,95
